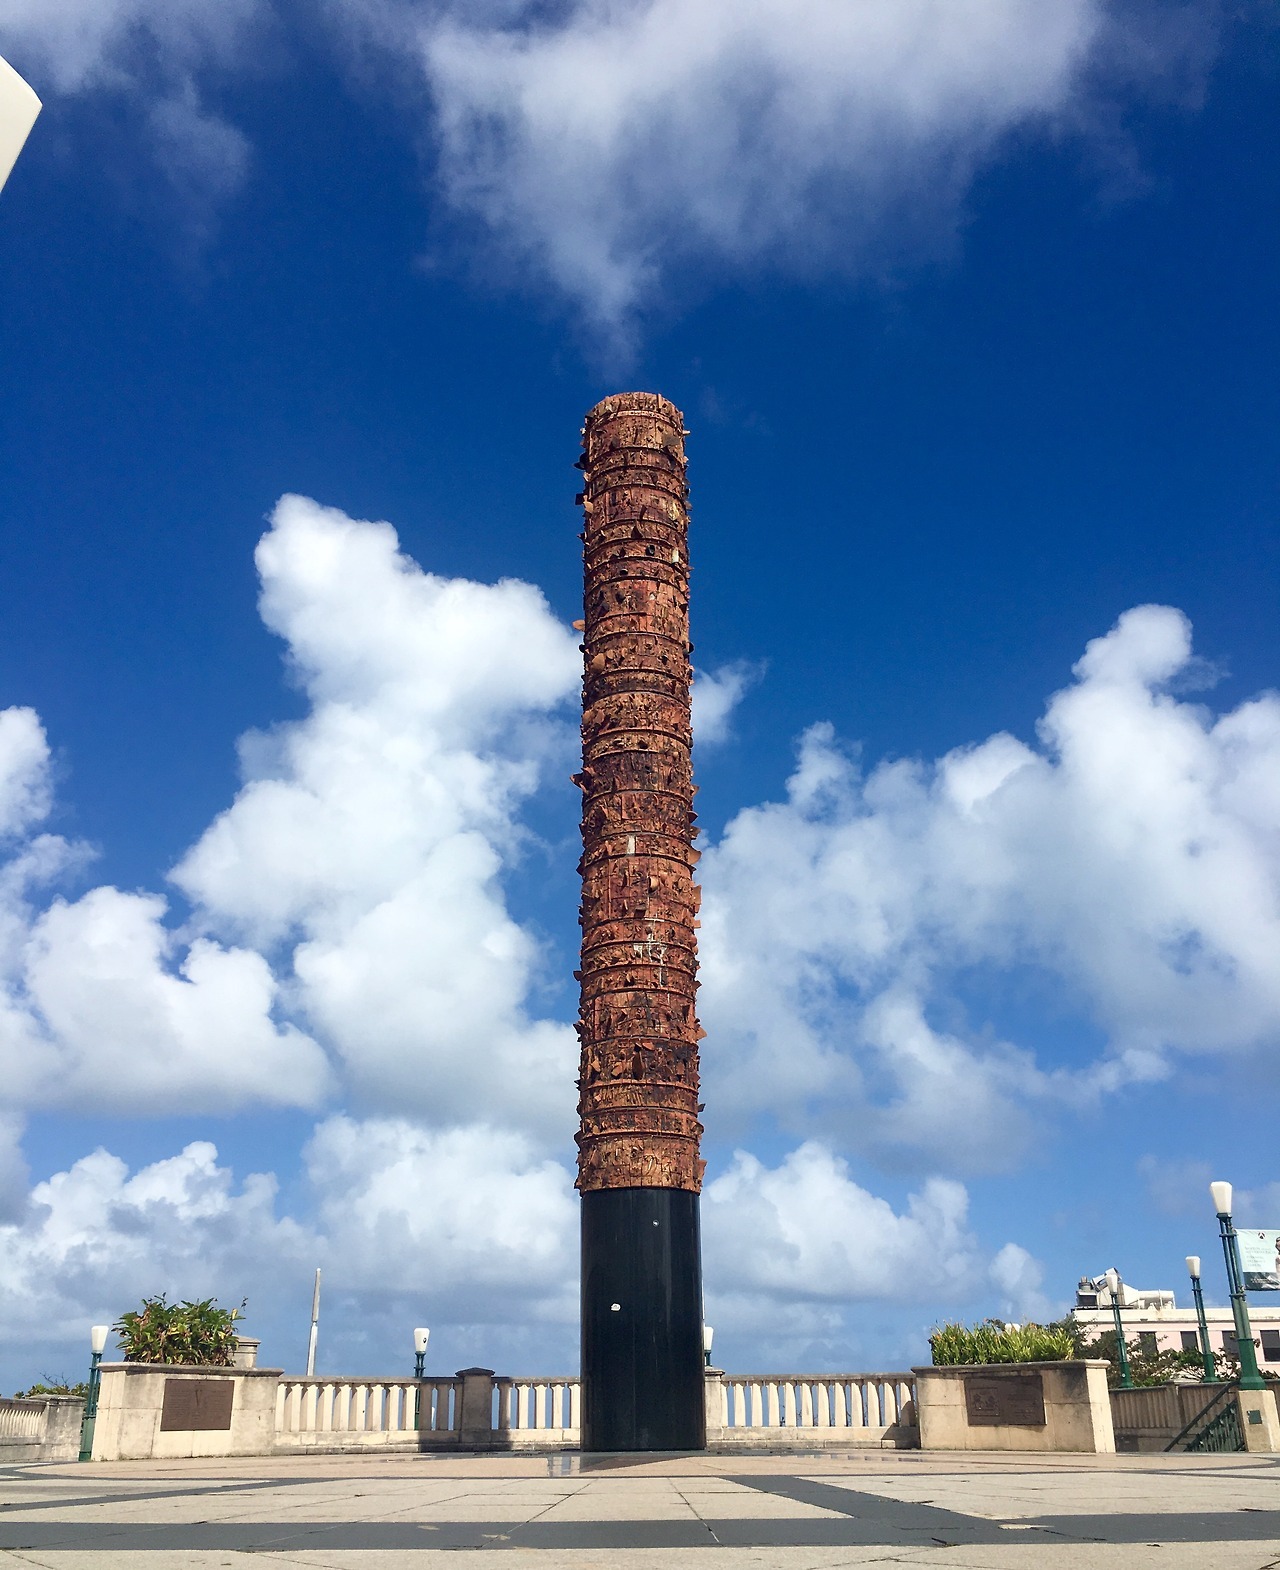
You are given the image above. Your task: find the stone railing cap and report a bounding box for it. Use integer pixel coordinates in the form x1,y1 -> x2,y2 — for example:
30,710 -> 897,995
99,1362 -> 284,1377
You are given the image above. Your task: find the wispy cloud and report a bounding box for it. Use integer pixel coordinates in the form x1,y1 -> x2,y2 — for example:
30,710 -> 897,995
396,0 -> 1213,347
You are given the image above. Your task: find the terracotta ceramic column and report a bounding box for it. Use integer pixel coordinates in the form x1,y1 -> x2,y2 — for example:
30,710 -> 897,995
574,391 -> 706,1451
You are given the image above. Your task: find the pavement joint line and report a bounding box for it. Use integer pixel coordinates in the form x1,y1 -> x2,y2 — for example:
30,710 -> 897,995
0,1474 -> 335,1515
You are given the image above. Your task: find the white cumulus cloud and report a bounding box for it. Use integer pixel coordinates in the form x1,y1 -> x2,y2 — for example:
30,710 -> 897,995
173,494 -> 581,1130
698,604 -> 1280,1170
0,495 -> 581,1128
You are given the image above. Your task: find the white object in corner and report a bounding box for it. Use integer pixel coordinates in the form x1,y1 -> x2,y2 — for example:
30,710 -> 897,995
0,55 -> 41,194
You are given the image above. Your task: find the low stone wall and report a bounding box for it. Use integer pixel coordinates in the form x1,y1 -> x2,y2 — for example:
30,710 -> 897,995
1111,1381 -> 1223,1452
92,1364 -> 283,1461
913,1361 -> 1114,1453
0,1396 -> 84,1463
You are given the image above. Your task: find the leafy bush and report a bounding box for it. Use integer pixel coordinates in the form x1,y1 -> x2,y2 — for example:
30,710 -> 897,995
930,1318 -> 1076,1365
113,1295 -> 246,1366
9,1378 -> 88,1399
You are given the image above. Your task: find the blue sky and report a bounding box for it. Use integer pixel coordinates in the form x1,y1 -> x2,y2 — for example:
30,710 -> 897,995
0,0 -> 1277,1389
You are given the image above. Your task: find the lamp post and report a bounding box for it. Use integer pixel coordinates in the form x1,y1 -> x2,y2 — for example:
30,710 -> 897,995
77,1325 -> 108,1462
412,1328 -> 429,1430
1185,1255 -> 1218,1383
1210,1181 -> 1265,1391
702,1326 -> 714,1368
1104,1269 -> 1134,1389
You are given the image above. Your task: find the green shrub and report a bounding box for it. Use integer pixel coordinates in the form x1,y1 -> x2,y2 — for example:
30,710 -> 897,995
10,1378 -> 88,1399
930,1318 -> 1076,1365
113,1294 -> 246,1366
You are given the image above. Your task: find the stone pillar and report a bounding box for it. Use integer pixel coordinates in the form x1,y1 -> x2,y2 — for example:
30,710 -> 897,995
575,391 -> 706,1452
1238,1385 -> 1280,1452
455,1368 -> 497,1449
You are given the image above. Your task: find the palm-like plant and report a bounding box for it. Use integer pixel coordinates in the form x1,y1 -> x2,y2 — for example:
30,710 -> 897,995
112,1295 -> 246,1365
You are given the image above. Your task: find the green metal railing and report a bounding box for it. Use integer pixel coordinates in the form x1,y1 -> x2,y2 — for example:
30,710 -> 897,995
1164,1381 -> 1244,1453
1186,1398 -> 1244,1453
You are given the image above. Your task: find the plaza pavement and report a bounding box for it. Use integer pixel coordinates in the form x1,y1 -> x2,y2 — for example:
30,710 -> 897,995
0,1448 -> 1278,1569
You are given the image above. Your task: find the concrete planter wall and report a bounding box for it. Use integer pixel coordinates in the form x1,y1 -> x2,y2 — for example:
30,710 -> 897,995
92,1363 -> 284,1461
0,1395 -> 84,1462
913,1361 -> 1115,1453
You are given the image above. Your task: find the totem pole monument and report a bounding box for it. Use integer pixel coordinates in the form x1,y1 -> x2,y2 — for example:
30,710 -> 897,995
574,392 -> 707,1451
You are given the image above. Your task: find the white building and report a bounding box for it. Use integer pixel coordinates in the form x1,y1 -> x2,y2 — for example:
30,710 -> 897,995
1070,1275 -> 1280,1365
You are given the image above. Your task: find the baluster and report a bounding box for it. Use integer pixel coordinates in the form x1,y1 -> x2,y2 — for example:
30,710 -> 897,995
815,1381 -> 831,1427
517,1383 -> 529,1430
884,1380 -> 899,1424
799,1382 -> 814,1427
746,1381 -> 761,1429
570,1381 -> 582,1435
763,1381 -> 779,1427
782,1382 -> 797,1428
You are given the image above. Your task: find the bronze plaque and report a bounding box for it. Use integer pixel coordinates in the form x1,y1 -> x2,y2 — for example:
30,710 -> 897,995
964,1372 -> 1045,1427
160,1378 -> 235,1431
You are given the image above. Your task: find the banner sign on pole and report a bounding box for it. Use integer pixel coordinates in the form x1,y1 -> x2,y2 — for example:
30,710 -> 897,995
1239,1229 -> 1280,1291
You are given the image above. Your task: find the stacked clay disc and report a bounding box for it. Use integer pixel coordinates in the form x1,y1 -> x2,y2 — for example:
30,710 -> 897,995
573,392 -> 705,1194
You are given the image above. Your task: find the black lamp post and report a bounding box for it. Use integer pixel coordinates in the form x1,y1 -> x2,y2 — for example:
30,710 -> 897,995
77,1325 -> 108,1462
412,1328 -> 429,1430
1104,1269 -> 1134,1389
1185,1255 -> 1218,1383
1210,1182 -> 1265,1391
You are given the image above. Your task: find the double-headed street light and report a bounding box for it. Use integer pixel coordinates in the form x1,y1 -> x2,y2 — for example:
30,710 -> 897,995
1210,1181 -> 1265,1391
1104,1268 -> 1134,1389
77,1325 -> 109,1462
1184,1255 -> 1218,1383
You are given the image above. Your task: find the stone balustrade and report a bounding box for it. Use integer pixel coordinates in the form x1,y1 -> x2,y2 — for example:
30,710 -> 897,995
494,1378 -> 580,1447
710,1373 -> 918,1447
275,1377 -> 458,1451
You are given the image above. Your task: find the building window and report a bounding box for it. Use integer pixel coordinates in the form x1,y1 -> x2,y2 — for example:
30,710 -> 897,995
1222,1331 -> 1239,1358
1180,1331 -> 1199,1352
1138,1332 -> 1158,1357
1262,1330 -> 1280,1364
